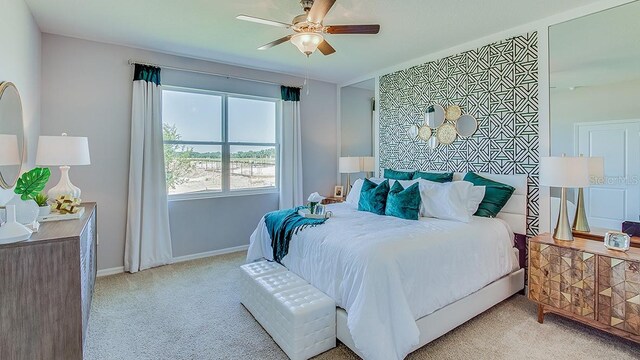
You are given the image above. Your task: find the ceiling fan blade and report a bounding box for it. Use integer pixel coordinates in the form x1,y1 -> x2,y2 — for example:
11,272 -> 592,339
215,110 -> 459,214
325,24 -> 380,34
317,40 -> 336,56
258,35 -> 293,50
236,14 -> 291,28
307,0 -> 336,24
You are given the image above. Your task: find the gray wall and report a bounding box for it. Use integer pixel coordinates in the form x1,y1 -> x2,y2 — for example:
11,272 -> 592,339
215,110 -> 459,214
0,0 -> 41,204
340,86 -> 374,185
40,34 -> 338,270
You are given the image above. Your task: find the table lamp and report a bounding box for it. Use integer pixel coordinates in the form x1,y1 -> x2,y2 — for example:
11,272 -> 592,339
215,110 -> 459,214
35,133 -> 91,199
573,156 -> 604,233
339,156 -> 360,197
360,156 -> 375,178
540,156 -> 589,241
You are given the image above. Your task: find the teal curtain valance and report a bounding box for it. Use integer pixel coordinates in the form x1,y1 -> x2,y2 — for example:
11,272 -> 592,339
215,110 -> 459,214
133,64 -> 161,85
281,86 -> 300,102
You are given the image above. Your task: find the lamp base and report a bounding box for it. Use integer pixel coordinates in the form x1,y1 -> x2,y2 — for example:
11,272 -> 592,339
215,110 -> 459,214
572,187 -> 590,233
47,165 -> 81,200
553,187 -> 574,241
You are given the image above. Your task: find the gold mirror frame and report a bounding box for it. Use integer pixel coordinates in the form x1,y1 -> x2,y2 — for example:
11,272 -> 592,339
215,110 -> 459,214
0,81 -> 25,189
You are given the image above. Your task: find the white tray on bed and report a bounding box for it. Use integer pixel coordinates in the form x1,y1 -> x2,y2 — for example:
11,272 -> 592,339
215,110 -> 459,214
298,209 -> 330,219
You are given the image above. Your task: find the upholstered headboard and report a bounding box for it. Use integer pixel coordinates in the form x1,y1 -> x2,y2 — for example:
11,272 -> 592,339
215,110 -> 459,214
453,172 -> 528,235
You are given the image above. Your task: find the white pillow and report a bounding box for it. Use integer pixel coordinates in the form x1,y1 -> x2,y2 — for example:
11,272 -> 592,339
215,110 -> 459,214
346,178 -> 364,205
467,186 -> 486,215
417,180 -> 473,222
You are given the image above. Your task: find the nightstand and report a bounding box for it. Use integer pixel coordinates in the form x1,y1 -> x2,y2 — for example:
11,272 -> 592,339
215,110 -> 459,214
528,233 -> 640,343
321,196 -> 344,205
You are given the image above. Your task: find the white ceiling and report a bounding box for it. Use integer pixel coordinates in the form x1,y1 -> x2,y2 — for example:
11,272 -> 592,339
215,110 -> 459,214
25,0 -> 603,84
550,0 -> 640,89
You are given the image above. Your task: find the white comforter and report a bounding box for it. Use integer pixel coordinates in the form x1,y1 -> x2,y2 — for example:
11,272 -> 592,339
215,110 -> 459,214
247,203 -> 518,360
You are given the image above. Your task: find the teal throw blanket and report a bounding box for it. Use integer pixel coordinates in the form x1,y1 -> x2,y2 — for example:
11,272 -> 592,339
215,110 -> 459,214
264,206 -> 327,264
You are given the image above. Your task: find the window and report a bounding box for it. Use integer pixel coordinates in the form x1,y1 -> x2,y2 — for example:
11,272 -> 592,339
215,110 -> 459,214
162,87 -> 280,199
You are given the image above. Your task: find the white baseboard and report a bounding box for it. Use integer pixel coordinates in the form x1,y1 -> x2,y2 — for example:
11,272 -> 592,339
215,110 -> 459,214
97,266 -> 125,277
96,245 -> 249,277
172,245 -> 249,264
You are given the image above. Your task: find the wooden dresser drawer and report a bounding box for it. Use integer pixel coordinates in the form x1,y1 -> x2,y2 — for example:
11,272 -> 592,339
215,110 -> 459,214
529,242 -> 596,319
597,256 -> 640,335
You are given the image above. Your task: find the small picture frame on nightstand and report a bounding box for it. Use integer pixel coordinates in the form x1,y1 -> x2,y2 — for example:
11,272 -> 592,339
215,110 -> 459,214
334,186 -> 344,198
604,231 -> 631,251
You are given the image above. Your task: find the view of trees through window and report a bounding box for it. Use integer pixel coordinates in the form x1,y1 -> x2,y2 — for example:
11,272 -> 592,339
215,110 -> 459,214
162,89 -> 278,196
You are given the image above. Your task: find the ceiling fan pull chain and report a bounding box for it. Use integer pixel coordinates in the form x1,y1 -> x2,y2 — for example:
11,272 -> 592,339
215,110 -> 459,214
305,59 -> 310,95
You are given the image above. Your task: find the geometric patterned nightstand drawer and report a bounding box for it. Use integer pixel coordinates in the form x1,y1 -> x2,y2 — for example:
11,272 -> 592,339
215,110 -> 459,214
529,242 -> 596,319
598,257 -> 640,335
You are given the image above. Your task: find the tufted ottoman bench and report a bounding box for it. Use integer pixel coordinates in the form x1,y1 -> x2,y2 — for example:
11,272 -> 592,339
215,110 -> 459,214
240,261 -> 336,360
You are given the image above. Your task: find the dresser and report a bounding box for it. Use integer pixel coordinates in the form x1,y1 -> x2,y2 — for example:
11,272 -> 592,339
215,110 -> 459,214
0,203 -> 97,360
528,232 -> 640,343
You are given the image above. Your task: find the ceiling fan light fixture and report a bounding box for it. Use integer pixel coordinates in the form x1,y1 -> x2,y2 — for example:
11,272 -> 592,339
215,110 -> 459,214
290,32 -> 324,56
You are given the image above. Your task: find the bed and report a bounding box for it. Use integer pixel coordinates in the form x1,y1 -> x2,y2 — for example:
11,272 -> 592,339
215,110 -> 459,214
247,173 -> 526,360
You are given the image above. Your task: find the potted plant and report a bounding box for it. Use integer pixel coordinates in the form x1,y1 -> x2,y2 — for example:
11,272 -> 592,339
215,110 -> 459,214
7,167 -> 51,224
34,192 -> 50,217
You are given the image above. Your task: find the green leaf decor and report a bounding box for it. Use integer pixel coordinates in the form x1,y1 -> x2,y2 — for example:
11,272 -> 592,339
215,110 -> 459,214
14,167 -> 51,201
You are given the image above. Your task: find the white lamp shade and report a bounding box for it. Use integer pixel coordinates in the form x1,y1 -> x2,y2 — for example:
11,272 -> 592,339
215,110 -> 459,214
290,32 -> 323,55
339,157 -> 361,173
360,157 -> 375,172
540,156 -> 589,188
0,134 -> 20,165
35,135 -> 91,166
588,157 -> 604,178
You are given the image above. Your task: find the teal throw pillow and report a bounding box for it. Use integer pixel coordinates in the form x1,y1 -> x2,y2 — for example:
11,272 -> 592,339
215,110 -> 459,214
385,181 -> 421,220
358,179 -> 389,215
463,172 -> 515,218
412,171 -> 454,183
384,169 -> 414,180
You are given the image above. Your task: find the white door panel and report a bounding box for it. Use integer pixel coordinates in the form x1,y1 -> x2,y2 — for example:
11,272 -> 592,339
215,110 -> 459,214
577,120 -> 640,229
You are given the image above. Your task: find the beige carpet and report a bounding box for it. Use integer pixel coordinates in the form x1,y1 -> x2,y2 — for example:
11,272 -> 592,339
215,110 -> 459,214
86,251 -> 640,360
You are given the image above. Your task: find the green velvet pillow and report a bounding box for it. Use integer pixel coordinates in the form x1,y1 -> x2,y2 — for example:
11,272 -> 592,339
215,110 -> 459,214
385,181 -> 421,220
412,171 -> 454,183
384,169 -> 414,180
463,172 -> 515,218
358,179 -> 390,215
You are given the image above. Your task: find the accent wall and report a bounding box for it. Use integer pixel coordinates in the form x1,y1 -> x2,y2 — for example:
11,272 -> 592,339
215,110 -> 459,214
378,32 -> 539,236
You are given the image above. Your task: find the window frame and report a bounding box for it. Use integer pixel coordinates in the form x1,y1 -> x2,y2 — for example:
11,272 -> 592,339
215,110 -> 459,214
162,86 -> 281,201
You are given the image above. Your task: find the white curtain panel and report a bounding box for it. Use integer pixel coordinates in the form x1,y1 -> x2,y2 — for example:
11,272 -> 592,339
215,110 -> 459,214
279,100 -> 304,209
124,79 -> 173,273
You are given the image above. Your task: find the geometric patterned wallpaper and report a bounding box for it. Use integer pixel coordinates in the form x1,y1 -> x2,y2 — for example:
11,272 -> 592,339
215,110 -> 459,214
379,32 -> 539,236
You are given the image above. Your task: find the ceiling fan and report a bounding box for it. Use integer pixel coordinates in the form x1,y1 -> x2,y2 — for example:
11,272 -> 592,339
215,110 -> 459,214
237,0 -> 380,57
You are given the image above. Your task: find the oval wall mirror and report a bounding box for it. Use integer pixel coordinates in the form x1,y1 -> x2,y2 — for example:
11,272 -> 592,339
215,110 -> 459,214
428,136 -> 439,149
424,104 -> 445,128
0,82 -> 25,189
408,124 -> 419,138
456,114 -> 478,137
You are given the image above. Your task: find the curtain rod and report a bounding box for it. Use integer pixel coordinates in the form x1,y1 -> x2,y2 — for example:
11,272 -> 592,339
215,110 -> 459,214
128,60 -> 302,88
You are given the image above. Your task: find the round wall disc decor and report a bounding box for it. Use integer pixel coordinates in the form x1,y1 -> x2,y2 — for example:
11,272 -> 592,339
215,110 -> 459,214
445,105 -> 462,121
436,122 -> 457,145
425,104 -> 445,128
455,114 -> 478,137
418,125 -> 432,141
